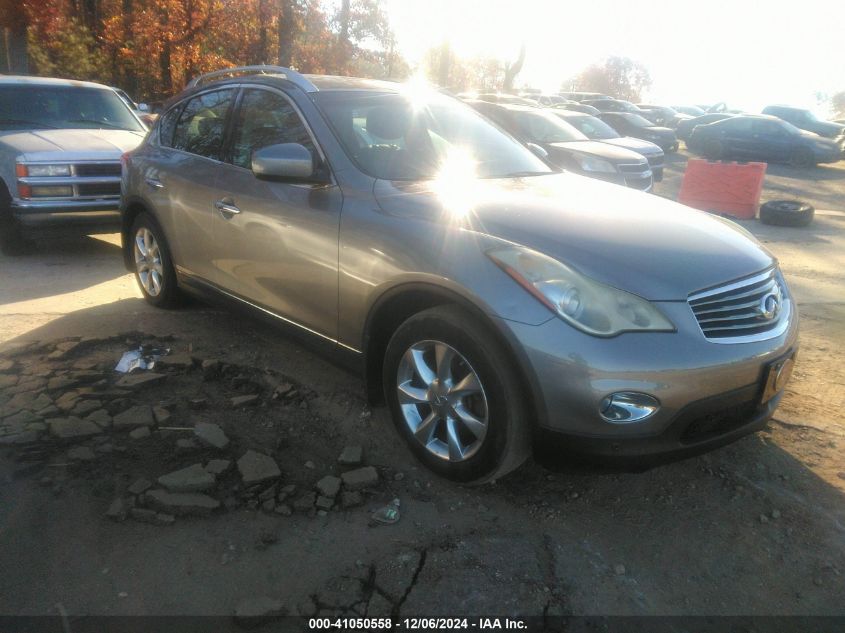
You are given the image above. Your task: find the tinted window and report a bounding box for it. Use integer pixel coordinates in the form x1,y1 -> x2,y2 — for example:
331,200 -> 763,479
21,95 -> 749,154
511,110 -> 587,143
719,118 -> 754,133
171,89 -> 234,159
158,105 -> 182,147
229,89 -> 316,170
0,84 -> 144,132
559,113 -> 619,139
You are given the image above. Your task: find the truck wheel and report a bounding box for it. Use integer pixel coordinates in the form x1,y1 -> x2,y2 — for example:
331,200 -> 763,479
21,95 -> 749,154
0,185 -> 35,256
383,305 -> 531,483
130,212 -> 181,307
759,200 -> 814,227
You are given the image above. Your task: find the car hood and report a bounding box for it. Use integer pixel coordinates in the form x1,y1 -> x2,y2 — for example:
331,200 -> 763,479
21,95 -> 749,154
545,140 -> 644,162
641,126 -> 675,138
0,128 -> 146,161
805,120 -> 845,137
373,173 -> 773,301
600,136 -> 664,156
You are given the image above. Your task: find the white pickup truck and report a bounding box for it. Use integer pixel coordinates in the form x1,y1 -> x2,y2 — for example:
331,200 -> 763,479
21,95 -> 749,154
0,76 -> 147,254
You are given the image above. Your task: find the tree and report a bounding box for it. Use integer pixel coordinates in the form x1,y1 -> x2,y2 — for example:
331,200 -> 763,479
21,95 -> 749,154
502,43 -> 525,92
567,56 -> 652,101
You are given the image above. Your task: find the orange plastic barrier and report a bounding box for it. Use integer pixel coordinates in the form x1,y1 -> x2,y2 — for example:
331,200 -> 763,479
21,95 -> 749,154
678,160 -> 767,220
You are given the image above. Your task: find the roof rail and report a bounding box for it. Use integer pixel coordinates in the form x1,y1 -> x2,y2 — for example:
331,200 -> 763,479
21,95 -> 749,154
186,65 -> 318,92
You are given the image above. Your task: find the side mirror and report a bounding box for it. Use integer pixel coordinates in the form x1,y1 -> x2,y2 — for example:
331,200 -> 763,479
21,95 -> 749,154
252,143 -> 326,183
138,103 -> 150,112
526,142 -> 549,160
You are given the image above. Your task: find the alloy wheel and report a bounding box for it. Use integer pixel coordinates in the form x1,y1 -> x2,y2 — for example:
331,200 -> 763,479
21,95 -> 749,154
396,340 -> 489,462
133,227 -> 164,297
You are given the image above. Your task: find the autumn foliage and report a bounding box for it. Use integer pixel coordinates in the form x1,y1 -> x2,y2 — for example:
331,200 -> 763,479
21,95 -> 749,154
15,0 -> 405,101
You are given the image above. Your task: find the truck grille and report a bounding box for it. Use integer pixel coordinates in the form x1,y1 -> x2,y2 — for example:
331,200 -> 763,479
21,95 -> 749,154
688,268 -> 790,343
75,163 -> 122,177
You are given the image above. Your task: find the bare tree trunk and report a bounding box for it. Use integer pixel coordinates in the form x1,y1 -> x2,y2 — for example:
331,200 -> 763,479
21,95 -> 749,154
277,0 -> 294,67
502,43 -> 525,92
257,0 -> 268,64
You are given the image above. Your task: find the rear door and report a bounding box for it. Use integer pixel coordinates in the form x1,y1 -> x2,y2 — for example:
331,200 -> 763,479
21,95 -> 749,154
750,119 -> 794,161
719,118 -> 755,158
210,86 -> 342,340
147,88 -> 235,281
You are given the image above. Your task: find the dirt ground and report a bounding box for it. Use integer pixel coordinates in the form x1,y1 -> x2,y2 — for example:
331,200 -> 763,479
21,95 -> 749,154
1,155 -> 843,627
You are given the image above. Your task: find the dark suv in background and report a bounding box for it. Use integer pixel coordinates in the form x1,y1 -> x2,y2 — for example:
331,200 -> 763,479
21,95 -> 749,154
762,105 -> 845,154
598,112 -> 679,152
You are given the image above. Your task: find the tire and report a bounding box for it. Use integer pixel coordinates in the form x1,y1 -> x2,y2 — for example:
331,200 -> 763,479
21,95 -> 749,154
129,212 -> 181,307
790,147 -> 815,168
759,200 -> 814,227
0,184 -> 36,256
383,305 -> 531,483
703,139 -> 723,160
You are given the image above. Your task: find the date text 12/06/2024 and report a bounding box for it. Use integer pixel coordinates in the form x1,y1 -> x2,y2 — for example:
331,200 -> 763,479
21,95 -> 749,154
307,618 -> 528,630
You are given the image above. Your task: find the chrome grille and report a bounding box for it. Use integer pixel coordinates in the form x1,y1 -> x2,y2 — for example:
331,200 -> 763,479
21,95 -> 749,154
688,268 -> 790,343
618,162 -> 649,174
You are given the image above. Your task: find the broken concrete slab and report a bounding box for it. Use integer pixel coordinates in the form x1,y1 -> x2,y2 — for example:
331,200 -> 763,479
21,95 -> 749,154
205,459 -> 232,476
105,497 -> 133,521
230,394 -> 259,408
130,508 -> 159,524
71,399 -> 101,417
85,409 -> 112,429
193,422 -> 229,449
338,445 -> 364,467
292,492 -> 316,512
157,463 -> 216,493
48,417 -> 103,440
3,409 -> 41,426
129,426 -> 151,440
341,466 -> 379,491
67,446 -> 96,461
315,475 -> 342,499
128,478 -> 153,496
152,406 -> 171,425
112,406 -> 154,430
145,490 -> 220,517
237,450 -> 280,485
115,373 -> 167,389
340,491 -> 363,509
315,495 -> 334,511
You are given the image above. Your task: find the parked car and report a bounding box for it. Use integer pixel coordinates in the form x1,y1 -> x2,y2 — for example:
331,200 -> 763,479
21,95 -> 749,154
637,104 -> 692,128
558,91 -> 611,102
761,105 -> 845,152
583,99 -> 644,114
676,113 -> 735,142
468,100 -> 653,191
473,93 -> 537,106
531,94 -> 573,107
687,115 -> 841,166
553,109 -> 665,181
112,86 -> 158,127
672,105 -> 707,117
553,102 -> 602,116
0,76 -> 147,254
598,112 -> 679,152
122,66 -> 798,482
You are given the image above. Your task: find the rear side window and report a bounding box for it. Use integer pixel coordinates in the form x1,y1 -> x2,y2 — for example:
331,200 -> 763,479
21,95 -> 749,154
171,89 -> 235,160
157,105 -> 181,147
228,88 -> 316,170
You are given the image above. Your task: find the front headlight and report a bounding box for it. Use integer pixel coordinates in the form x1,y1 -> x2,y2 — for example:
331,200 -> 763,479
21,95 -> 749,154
575,154 -> 616,173
488,246 -> 675,336
26,164 -> 72,177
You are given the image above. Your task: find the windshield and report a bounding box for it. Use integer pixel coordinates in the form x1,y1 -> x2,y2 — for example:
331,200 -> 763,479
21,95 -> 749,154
0,84 -> 145,132
615,112 -> 654,128
556,113 -> 619,139
511,109 -> 588,143
313,91 -> 552,181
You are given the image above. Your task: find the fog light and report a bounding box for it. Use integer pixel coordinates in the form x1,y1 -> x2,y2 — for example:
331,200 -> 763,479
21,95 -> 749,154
600,392 -> 659,424
31,185 -> 73,197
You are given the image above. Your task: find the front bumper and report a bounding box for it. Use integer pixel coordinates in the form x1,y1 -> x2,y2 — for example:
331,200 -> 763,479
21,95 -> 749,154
11,199 -> 121,235
500,297 -> 799,458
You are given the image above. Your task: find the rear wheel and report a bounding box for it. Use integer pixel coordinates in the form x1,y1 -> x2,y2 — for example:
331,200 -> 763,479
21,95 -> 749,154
130,212 -> 180,307
383,305 -> 531,483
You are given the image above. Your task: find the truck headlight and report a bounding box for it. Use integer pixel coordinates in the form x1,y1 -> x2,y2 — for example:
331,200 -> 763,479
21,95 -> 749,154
488,246 -> 675,336
26,164 -> 72,177
575,154 -> 616,173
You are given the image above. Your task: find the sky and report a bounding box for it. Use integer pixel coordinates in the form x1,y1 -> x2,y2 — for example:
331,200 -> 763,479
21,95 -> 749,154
385,0 -> 845,115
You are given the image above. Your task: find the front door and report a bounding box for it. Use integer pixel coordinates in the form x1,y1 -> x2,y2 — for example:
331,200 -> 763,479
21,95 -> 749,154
211,87 -> 342,341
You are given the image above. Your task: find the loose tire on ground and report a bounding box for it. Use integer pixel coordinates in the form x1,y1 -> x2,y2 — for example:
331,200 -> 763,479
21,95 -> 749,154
759,200 -> 815,227
382,305 -> 531,483
129,212 -> 181,307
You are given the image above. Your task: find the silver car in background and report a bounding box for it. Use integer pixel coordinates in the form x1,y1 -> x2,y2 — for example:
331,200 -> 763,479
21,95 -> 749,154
121,66 -> 798,482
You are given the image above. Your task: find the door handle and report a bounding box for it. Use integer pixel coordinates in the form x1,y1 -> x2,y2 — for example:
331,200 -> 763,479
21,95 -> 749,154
214,199 -> 241,217
145,177 -> 164,189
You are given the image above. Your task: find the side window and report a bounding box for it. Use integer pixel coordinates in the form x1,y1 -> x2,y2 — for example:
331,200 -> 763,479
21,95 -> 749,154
171,89 -> 235,159
157,105 -> 181,147
229,89 -> 317,170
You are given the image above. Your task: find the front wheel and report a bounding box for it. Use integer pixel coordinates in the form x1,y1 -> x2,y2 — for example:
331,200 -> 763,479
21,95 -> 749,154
383,305 -> 531,483
130,212 -> 180,307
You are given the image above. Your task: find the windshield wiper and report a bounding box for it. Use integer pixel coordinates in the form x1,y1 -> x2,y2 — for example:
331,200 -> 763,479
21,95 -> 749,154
0,119 -> 59,129
64,119 -> 132,130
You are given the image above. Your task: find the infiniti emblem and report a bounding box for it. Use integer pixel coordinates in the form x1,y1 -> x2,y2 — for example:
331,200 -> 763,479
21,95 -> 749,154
759,291 -> 781,320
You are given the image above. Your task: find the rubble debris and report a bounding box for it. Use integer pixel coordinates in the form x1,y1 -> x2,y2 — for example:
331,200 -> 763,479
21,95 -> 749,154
315,495 -> 334,511
316,475 -> 342,499
338,445 -> 363,467
292,492 -> 316,512
115,372 -> 167,390
371,498 -> 401,525
105,497 -> 132,521
85,409 -> 112,429
114,347 -> 168,373
193,422 -> 230,449
201,359 -> 221,380
205,459 -> 232,476
237,450 -> 281,485
152,406 -> 171,425
231,394 -> 259,408
340,491 -> 363,509
129,426 -> 151,440
67,446 -> 96,461
130,508 -> 159,524
145,490 -> 220,516
128,478 -> 153,496
158,464 -> 216,493
341,466 -> 379,491
48,417 -> 103,440
112,406 -> 155,430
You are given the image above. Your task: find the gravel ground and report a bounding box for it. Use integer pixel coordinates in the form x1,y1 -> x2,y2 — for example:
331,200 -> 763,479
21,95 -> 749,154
0,161 -> 843,626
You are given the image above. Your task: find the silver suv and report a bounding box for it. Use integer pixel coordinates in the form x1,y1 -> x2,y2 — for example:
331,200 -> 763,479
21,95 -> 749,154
122,66 -> 798,482
0,76 -> 147,254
